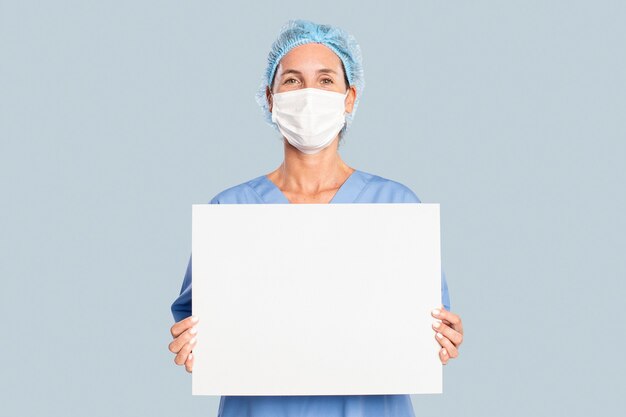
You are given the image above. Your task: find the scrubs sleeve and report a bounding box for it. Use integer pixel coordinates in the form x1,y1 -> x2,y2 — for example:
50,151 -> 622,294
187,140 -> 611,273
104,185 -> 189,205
403,187 -> 451,311
441,269 -> 451,311
170,196 -> 220,323
170,254 -> 192,322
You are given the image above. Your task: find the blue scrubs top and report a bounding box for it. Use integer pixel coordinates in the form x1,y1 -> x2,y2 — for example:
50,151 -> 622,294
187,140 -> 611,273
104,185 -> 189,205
171,169 -> 451,417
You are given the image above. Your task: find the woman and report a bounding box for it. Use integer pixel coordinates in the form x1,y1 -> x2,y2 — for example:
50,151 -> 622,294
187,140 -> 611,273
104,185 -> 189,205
169,19 -> 464,417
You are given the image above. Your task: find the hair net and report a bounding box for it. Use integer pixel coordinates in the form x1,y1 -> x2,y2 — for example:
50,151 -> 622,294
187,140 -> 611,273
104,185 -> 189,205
255,19 -> 365,142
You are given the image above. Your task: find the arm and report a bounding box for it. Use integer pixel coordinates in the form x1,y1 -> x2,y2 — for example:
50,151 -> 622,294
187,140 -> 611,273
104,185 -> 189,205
168,196 -> 220,372
432,271 -> 463,365
442,269 -> 451,311
171,255 -> 192,322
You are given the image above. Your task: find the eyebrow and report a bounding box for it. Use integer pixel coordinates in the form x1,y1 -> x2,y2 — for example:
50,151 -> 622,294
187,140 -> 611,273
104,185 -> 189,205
280,68 -> 339,77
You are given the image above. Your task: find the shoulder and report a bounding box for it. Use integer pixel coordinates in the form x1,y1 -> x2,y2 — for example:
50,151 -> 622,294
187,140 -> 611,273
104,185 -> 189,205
208,175 -> 267,204
355,170 -> 421,203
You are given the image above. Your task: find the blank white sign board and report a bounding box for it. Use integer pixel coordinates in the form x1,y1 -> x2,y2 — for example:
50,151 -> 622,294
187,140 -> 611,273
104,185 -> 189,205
192,203 -> 442,396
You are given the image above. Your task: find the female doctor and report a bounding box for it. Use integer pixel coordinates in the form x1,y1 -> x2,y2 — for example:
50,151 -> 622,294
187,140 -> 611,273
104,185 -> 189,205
168,19 -> 464,417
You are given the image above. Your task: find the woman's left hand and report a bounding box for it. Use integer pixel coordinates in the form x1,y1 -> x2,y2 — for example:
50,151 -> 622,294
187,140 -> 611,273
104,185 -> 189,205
431,306 -> 463,365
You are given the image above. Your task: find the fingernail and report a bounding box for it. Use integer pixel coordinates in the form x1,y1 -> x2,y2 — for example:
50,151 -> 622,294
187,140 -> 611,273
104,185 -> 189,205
432,309 -> 440,317
188,353 -> 193,360
189,337 -> 197,345
189,326 -> 197,335
191,315 -> 199,323
437,332 -> 444,340
432,320 -> 441,329
442,348 -> 448,356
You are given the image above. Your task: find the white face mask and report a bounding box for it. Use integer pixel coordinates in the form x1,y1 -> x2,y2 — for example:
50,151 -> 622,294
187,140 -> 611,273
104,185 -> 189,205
271,88 -> 349,155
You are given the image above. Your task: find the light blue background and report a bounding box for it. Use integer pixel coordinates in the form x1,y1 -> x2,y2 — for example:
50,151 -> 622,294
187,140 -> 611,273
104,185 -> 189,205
1,1 -> 624,416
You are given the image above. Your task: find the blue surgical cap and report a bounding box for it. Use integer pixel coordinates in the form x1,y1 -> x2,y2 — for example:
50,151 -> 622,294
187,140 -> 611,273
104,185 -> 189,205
255,19 -> 365,141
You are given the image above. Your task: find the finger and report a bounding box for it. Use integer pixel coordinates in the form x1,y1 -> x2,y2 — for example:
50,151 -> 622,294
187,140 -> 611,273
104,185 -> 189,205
170,315 -> 199,338
431,307 -> 463,335
185,352 -> 194,373
174,335 -> 197,366
169,325 -> 198,354
434,331 -> 459,359
432,320 -> 463,347
439,348 -> 449,365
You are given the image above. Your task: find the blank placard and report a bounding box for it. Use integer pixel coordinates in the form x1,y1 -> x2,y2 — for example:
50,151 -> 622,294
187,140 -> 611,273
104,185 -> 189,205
191,203 -> 442,396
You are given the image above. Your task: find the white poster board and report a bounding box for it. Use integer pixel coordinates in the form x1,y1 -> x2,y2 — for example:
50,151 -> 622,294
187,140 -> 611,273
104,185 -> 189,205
191,203 -> 442,396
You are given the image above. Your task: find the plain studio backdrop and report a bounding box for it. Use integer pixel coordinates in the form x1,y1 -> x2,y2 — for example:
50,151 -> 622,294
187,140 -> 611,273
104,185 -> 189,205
0,1 -> 624,416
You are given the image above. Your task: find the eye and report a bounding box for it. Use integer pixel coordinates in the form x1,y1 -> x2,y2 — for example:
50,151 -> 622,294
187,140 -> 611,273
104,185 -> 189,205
284,78 -> 299,84
321,78 -> 333,84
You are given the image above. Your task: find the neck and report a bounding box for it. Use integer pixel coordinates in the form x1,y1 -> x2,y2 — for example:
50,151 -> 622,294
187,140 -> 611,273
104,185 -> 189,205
267,137 -> 354,195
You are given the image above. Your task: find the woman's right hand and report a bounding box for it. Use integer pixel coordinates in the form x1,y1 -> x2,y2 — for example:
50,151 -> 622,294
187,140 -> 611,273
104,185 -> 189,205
169,315 -> 198,373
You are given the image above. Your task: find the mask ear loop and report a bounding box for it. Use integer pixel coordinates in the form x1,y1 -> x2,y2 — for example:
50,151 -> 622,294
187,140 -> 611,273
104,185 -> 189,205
343,89 -> 351,115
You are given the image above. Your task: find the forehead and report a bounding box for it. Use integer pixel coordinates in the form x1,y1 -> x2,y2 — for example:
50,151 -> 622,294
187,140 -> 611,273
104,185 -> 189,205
276,43 -> 343,73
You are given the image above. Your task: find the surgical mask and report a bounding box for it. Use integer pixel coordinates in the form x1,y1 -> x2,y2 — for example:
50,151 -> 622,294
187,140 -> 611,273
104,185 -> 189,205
271,88 -> 349,154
